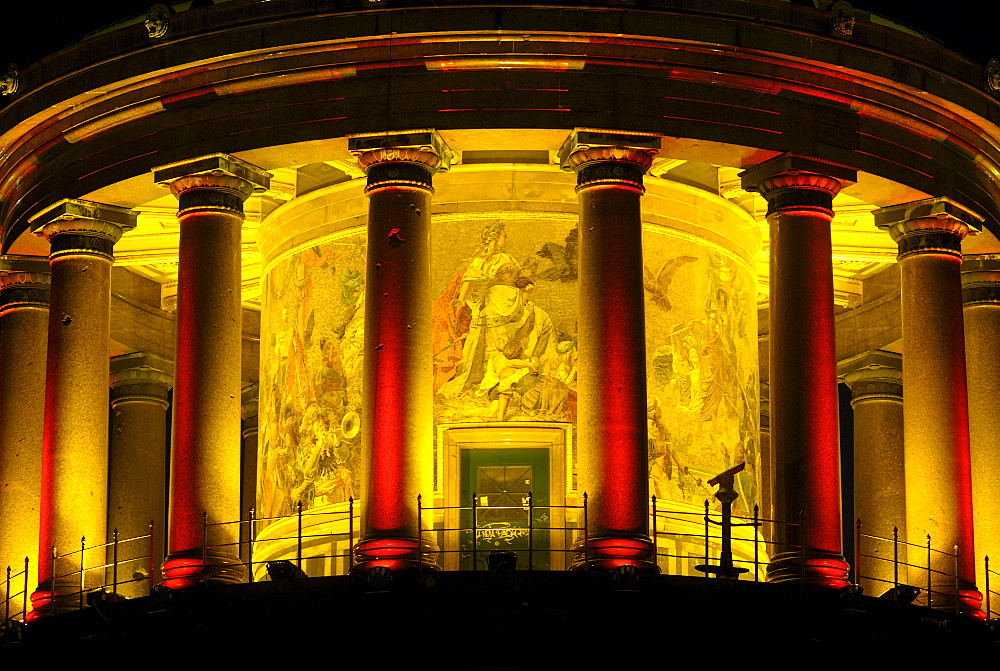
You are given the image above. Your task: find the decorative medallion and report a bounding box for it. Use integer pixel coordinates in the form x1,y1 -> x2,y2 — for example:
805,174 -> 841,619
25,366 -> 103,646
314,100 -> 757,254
830,1 -> 856,38
0,63 -> 18,97
987,58 -> 1000,97
145,4 -> 171,39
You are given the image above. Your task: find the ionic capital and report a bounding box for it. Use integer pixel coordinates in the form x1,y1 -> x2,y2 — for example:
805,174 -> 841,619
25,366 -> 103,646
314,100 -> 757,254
840,350 -> 903,405
0,255 -> 51,313
874,197 -> 982,261
739,153 -> 856,218
153,153 -> 271,217
30,199 -> 137,261
348,129 -> 454,193
962,255 -> 1000,306
110,352 -> 173,407
557,128 -> 660,192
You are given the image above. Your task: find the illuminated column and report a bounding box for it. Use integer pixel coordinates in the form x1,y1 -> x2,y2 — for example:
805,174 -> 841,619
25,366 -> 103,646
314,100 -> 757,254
740,154 -> 855,588
28,200 -> 136,614
152,154 -> 270,588
875,197 -> 983,617
841,350 -> 904,595
960,255 -> 1000,615
759,383 -> 772,543
240,384 -> 258,557
108,353 -> 171,597
558,128 -> 660,571
0,257 -> 50,608
347,130 -> 452,572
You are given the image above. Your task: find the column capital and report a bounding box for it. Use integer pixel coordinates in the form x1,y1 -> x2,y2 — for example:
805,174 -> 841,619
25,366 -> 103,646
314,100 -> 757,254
29,199 -> 137,261
874,197 -> 983,260
348,129 -> 454,193
962,255 -> 1000,306
759,382 -> 770,431
241,383 -> 259,427
557,128 -> 660,193
153,153 -> 271,217
0,255 -> 51,313
739,153 -> 857,217
110,352 -> 173,407
840,350 -> 903,404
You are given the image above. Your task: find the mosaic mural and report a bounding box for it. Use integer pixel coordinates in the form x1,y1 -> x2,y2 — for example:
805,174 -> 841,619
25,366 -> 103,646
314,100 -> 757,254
258,231 -> 367,518
643,228 -> 760,517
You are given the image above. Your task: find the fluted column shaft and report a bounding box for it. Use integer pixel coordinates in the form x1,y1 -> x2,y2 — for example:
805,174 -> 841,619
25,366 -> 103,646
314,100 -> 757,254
842,351 -> 904,595
0,258 -> 50,611
963,256 -> 1000,616
559,129 -> 660,571
348,132 -> 450,572
876,197 -> 982,618
153,154 -> 269,588
28,200 -> 135,615
741,154 -> 855,588
107,353 -> 171,596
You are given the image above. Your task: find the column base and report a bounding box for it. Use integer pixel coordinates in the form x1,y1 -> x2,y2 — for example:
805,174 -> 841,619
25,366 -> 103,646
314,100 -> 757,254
766,550 -> 850,588
161,550 -> 246,590
351,536 -> 440,574
922,584 -> 985,621
568,535 -> 660,573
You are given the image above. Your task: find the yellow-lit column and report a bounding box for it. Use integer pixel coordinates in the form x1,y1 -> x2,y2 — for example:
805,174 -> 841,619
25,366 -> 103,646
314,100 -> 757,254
0,256 -> 50,612
841,350 -> 904,596
107,353 -> 172,597
875,197 -> 983,618
347,130 -> 451,572
240,384 -> 258,559
961,255 -> 1000,616
28,200 -> 136,615
152,154 -> 270,588
558,128 -> 660,571
741,154 -> 855,588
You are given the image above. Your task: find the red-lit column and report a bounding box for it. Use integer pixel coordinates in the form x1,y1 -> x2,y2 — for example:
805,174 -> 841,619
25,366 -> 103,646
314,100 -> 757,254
0,257 -> 50,610
741,154 -> 855,588
108,353 -> 172,597
875,198 -> 983,617
841,350 -> 904,595
962,255 -> 1000,616
347,130 -> 451,572
153,154 -> 270,588
558,128 -> 660,571
28,200 -> 136,614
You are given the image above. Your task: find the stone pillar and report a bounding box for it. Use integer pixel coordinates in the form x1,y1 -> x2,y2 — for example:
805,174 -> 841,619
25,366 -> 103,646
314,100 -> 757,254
740,153 -> 855,588
107,353 -> 172,597
240,384 -> 259,559
963,255 -> 1000,616
28,200 -> 136,614
875,197 -> 983,618
841,350 -> 904,596
0,256 -> 50,611
347,130 -> 451,572
557,128 -> 661,571
759,382 -> 772,543
152,154 -> 270,588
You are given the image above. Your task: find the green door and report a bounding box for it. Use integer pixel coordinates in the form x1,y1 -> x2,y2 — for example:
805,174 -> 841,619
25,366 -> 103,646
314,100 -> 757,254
460,447 -> 550,570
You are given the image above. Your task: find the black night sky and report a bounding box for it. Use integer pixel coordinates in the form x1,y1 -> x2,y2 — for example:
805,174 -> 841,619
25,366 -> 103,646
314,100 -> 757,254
0,1 -> 996,71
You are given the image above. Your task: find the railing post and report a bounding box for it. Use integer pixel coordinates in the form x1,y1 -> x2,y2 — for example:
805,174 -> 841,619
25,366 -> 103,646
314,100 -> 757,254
854,518 -> 861,588
4,565 -> 10,624
202,511 -> 209,582
112,527 -> 119,597
296,500 -> 303,573
582,492 -> 589,570
651,496 -> 658,573
79,536 -> 85,610
148,521 -> 155,595
527,491 -> 534,572
417,494 -> 423,576
472,491 -> 478,572
248,508 -> 255,583
348,498 -> 354,573
986,556 -> 992,620
22,557 -> 28,621
954,544 -> 960,616
799,511 -> 806,582
754,504 -> 760,583
893,526 -> 899,594
927,534 -> 932,609
703,499 -> 710,572
50,546 -> 56,610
